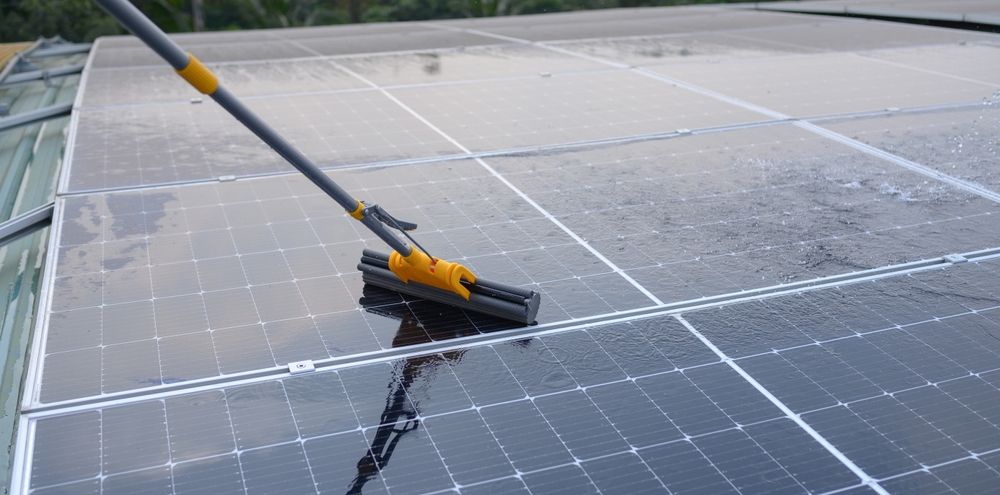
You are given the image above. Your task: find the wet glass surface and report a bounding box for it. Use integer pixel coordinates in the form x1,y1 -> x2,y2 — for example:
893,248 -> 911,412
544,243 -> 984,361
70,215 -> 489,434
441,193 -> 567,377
488,124 -> 1000,303
820,105 -> 1000,192
549,33 -> 814,67
40,162 -> 654,403
335,44 -> 606,86
29,313 -> 855,494
25,6 -> 1000,494
27,257 -> 1000,493
656,52 -> 995,117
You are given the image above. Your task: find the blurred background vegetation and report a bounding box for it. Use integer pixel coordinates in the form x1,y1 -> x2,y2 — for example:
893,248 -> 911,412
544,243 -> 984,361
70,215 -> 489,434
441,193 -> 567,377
0,0 -> 759,42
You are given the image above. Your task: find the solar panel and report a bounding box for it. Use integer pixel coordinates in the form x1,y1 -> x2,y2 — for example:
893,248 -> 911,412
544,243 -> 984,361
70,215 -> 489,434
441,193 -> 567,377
13,4 -> 1000,494
26,257 -> 1000,493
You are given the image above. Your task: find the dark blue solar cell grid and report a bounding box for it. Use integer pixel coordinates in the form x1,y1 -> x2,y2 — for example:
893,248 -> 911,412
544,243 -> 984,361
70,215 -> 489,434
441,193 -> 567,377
679,258 -> 1000,492
28,312 -> 866,494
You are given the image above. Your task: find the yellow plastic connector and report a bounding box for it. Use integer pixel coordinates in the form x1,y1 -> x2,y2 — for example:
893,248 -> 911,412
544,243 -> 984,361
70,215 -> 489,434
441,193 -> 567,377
388,248 -> 477,300
349,201 -> 365,221
176,54 -> 218,95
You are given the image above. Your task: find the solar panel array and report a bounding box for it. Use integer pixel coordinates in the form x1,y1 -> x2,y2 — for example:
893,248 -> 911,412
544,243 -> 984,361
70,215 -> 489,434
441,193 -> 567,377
14,4 -> 1000,495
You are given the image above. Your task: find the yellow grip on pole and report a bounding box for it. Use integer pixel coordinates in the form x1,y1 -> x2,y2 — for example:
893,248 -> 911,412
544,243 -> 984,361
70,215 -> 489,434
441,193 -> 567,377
349,201 -> 365,220
176,54 -> 218,95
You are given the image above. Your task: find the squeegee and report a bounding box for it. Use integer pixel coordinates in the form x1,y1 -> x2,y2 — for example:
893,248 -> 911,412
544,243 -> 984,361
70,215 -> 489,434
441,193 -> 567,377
96,0 -> 540,324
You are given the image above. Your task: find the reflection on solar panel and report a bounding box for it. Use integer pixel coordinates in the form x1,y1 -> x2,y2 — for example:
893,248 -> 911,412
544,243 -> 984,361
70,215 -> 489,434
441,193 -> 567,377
11,3 -> 1000,495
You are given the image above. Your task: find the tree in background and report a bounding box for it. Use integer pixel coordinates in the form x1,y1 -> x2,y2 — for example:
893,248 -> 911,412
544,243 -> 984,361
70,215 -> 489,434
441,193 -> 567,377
0,0 -> 753,42
0,0 -> 121,42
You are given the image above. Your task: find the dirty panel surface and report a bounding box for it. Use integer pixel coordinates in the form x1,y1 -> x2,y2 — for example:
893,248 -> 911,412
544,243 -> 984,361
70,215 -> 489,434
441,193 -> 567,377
67,90 -> 462,192
271,28 -> 498,56
487,124 -> 1000,303
820,105 -> 1000,193
90,40 -> 314,69
39,161 -> 653,404
860,44 -> 1000,86
390,70 -> 765,151
441,8 -> 822,42
656,51 -> 997,117
82,60 -> 367,107
28,314 -> 862,494
683,257 -> 1000,482
549,32 -> 817,67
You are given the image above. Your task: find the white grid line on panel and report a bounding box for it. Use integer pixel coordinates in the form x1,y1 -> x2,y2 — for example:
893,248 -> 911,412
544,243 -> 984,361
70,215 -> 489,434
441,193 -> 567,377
675,314 -> 890,494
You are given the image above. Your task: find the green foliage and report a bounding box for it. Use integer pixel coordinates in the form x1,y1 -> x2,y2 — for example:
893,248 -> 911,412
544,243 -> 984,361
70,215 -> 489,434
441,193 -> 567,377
0,0 -> 122,42
0,0 -> 758,43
